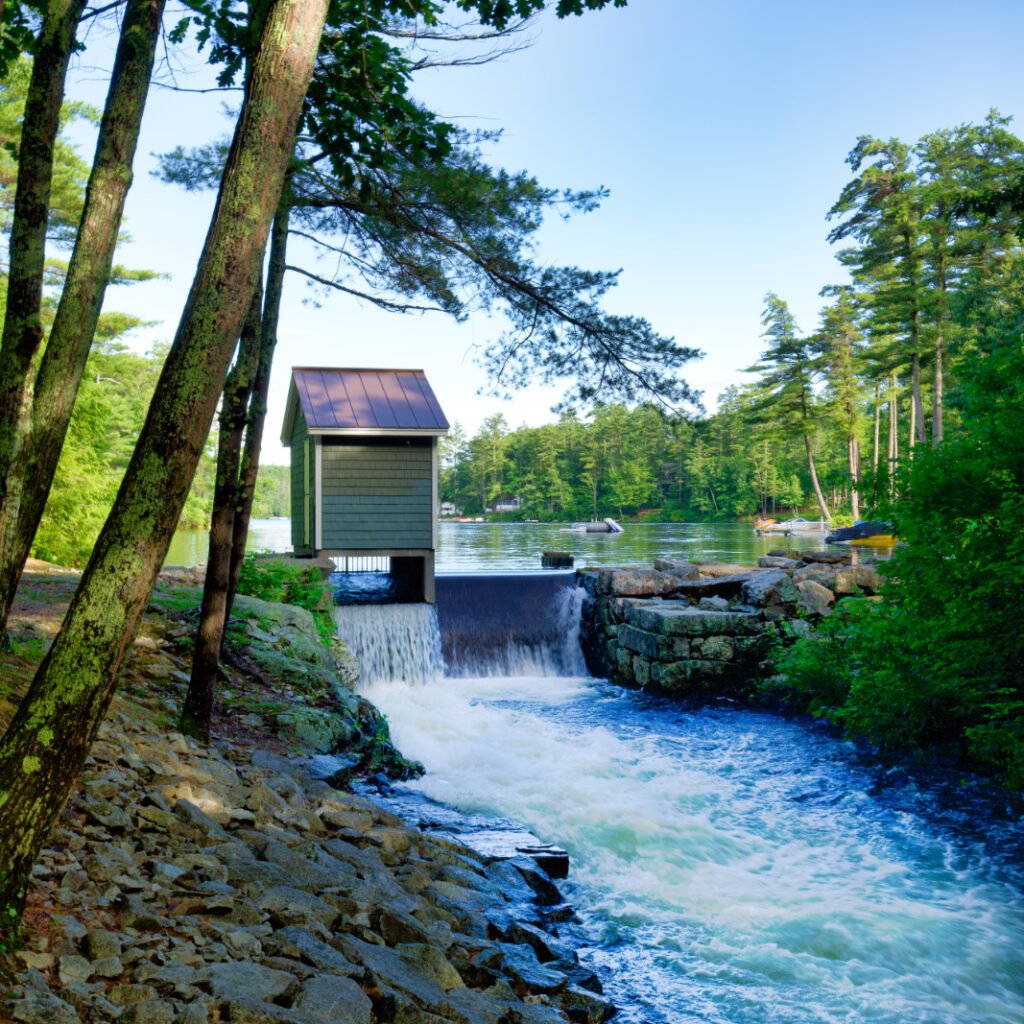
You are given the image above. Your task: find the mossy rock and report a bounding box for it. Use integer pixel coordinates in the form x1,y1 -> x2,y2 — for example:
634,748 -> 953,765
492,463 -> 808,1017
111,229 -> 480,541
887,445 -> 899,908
226,595 -> 339,697
274,706 -> 357,754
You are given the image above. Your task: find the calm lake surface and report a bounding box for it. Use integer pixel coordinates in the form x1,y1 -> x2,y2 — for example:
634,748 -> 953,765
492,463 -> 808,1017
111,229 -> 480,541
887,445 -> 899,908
166,519 -> 871,569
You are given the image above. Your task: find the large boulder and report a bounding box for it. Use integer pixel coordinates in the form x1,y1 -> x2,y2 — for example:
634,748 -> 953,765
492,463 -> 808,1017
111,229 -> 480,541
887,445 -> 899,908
834,564 -> 885,595
800,550 -> 851,565
652,558 -> 701,580
625,603 -> 760,638
796,579 -> 834,616
694,561 -> 759,578
274,707 -> 355,754
757,555 -> 801,571
740,569 -> 799,610
584,567 -> 688,597
793,563 -> 839,590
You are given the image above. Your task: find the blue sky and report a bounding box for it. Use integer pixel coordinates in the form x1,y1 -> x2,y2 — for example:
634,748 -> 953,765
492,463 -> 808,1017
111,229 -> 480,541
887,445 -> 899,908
71,0 -> 1024,462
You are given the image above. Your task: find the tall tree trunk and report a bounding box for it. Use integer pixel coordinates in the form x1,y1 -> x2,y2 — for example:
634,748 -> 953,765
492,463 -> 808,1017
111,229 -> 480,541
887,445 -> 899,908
908,373 -> 917,457
911,348 -> 925,448
0,0 -> 328,942
803,432 -> 830,522
888,373 -> 898,496
0,0 -> 164,637
933,254 -> 947,446
226,200 -> 291,620
179,283 -> 264,742
848,434 -> 860,522
872,380 -> 881,474
0,0 -> 86,635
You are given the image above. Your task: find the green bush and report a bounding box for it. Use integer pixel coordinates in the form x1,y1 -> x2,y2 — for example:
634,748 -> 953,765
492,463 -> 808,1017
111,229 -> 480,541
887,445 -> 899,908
766,335 -> 1024,786
235,556 -> 334,644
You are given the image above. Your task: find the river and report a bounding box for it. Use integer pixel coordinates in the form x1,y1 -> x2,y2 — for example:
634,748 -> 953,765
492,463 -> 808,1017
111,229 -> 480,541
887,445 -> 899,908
337,593 -> 1024,1024
175,517 -> 1021,1020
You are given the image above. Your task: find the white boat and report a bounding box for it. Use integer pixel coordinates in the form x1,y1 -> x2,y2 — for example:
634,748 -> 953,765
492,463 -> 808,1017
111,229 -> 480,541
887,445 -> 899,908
755,517 -> 829,536
563,518 -> 624,534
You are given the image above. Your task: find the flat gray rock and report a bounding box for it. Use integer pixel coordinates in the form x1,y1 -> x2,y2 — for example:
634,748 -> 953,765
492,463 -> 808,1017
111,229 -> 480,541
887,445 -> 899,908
293,975 -> 373,1024
262,925 -> 360,974
197,961 -> 298,1003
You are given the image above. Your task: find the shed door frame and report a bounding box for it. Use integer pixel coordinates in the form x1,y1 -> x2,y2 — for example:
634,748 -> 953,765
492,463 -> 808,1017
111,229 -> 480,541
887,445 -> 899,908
314,438 -> 323,551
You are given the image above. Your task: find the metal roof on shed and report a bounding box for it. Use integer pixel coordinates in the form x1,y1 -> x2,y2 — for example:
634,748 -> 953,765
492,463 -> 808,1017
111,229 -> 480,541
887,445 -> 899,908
281,367 -> 449,443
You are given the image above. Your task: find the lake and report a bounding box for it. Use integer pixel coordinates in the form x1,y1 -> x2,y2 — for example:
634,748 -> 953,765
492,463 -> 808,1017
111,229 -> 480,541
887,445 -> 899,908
166,519 -> 879,570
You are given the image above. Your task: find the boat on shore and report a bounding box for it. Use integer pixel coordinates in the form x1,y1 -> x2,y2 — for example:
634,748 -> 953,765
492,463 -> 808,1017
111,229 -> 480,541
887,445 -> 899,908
754,517 -> 830,536
825,521 -> 898,546
563,518 -> 624,534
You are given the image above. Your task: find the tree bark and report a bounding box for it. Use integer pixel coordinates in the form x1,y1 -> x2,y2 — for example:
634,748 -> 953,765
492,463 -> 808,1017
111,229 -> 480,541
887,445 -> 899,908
0,0 -> 164,637
888,373 -> 898,496
908,368 -> 917,456
848,434 -> 860,521
933,253 -> 947,446
226,199 -> 292,621
911,349 -> 925,448
0,0 -> 86,634
804,432 -> 831,522
0,0 -> 328,941
872,380 -> 881,474
179,282 -> 264,743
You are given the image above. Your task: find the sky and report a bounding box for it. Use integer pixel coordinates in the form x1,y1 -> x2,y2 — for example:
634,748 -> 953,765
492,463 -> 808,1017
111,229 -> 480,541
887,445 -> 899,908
66,0 -> 1024,464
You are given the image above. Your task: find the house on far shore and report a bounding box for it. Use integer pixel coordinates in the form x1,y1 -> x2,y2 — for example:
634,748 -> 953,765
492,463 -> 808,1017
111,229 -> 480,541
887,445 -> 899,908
491,494 -> 521,514
281,367 -> 449,602
439,500 -> 460,517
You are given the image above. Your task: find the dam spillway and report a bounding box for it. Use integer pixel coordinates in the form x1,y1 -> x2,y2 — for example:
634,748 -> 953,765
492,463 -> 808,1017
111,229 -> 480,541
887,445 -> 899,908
332,569 -> 586,682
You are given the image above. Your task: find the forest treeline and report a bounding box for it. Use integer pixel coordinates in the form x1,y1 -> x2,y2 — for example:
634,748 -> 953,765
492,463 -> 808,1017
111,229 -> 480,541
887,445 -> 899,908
442,395 -> 854,524
29,341 -> 290,567
443,111 -> 1024,526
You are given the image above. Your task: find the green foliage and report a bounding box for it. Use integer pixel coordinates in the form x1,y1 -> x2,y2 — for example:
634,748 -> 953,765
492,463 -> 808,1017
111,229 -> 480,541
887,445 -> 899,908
30,342 -> 223,567
251,465 -> 290,518
769,332 -> 1024,786
236,556 -> 326,608
235,556 -> 334,644
0,57 -> 97,245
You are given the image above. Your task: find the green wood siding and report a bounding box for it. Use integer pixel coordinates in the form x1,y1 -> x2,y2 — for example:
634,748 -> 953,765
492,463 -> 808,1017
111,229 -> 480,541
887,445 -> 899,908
289,410 -> 313,554
320,439 -> 432,549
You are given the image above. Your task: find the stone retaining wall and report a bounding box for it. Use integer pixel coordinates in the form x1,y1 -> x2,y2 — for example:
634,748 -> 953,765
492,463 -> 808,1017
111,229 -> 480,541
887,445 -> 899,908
578,551 -> 885,699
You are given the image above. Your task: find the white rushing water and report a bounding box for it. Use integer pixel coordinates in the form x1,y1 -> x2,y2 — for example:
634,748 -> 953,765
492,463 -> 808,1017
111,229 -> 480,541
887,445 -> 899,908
333,604 -> 444,683
346,600 -> 1024,1024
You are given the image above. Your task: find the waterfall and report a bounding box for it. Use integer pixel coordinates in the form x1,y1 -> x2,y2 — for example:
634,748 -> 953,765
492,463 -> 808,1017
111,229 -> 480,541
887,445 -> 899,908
333,575 -> 588,683
332,603 -> 444,683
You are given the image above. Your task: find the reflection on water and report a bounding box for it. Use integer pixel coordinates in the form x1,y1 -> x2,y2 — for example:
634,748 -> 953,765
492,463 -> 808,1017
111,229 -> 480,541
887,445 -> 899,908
434,521 -> 883,571
165,518 -> 292,566
166,519 -> 887,570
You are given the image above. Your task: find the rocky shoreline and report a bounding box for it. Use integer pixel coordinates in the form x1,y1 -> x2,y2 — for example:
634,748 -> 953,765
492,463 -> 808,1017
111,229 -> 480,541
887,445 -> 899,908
0,566 -> 613,1024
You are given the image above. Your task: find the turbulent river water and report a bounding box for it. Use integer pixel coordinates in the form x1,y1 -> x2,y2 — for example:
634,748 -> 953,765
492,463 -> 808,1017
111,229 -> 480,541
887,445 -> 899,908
336,595 -> 1024,1024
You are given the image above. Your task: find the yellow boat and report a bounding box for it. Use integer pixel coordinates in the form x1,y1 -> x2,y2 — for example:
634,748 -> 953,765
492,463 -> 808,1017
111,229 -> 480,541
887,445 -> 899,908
825,522 -> 898,546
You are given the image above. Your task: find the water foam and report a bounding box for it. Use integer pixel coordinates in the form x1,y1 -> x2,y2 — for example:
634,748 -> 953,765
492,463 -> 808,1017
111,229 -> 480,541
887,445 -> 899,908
361,674 -> 1024,1024
332,603 -> 444,683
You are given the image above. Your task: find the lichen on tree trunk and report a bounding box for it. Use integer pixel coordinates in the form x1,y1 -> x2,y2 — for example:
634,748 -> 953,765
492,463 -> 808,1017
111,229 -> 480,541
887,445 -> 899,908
0,0 -> 165,640
0,0 -> 330,941
0,0 -> 88,638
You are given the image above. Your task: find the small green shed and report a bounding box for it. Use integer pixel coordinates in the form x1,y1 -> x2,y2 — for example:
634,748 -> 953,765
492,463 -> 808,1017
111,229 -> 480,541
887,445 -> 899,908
281,367 -> 449,602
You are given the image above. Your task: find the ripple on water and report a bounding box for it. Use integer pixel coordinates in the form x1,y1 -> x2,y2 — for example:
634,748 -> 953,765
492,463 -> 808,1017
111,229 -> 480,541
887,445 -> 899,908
360,674 -> 1024,1024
